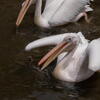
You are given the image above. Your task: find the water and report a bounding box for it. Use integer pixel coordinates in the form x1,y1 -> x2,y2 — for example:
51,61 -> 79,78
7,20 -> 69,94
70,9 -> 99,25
0,0 -> 100,100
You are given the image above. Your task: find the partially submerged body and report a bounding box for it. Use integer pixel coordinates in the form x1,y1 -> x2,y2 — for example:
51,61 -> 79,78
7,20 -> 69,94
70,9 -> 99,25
25,32 -> 100,82
16,0 -> 93,28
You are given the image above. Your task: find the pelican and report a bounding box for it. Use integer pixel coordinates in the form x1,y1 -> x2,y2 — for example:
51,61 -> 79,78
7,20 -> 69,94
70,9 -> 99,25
25,32 -> 100,82
16,0 -> 93,28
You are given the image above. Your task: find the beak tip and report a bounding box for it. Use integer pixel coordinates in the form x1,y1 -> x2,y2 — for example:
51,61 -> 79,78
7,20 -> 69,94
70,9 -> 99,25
16,21 -> 20,27
38,62 -> 41,66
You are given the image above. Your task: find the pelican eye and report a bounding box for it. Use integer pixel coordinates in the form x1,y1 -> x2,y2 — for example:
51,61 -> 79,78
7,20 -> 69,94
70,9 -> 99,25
66,37 -> 72,42
68,38 -> 72,41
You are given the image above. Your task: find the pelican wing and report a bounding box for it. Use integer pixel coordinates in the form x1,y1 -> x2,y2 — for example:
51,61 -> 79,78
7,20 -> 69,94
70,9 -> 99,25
42,0 -> 65,21
47,0 -> 90,26
88,38 -> 100,71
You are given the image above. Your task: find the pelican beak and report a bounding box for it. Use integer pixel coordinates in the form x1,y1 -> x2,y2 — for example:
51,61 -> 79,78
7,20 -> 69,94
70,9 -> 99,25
16,0 -> 33,26
38,41 -> 73,70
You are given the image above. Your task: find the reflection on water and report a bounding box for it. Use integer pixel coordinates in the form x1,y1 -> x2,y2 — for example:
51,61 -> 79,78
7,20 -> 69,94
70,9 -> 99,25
0,0 -> 100,100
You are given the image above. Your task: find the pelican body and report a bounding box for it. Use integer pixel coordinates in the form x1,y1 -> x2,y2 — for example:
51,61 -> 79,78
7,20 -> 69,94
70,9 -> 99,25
25,32 -> 100,82
16,0 -> 93,28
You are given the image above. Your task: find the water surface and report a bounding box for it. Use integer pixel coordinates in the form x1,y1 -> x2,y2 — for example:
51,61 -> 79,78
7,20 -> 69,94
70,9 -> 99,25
0,0 -> 100,100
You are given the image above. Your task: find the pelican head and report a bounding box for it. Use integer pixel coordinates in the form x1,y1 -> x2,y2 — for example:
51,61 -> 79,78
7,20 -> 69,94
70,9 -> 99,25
38,34 -> 80,70
25,32 -> 82,70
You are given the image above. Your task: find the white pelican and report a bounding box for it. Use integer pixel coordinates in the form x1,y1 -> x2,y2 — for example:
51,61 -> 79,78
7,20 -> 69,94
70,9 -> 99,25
25,32 -> 100,82
16,0 -> 93,28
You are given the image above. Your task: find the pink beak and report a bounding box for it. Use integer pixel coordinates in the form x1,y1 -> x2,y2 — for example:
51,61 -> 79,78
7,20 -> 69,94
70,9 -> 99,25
38,41 -> 73,70
16,0 -> 33,26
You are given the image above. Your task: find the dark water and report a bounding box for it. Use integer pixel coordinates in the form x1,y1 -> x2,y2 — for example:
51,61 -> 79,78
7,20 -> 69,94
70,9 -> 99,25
0,0 -> 100,100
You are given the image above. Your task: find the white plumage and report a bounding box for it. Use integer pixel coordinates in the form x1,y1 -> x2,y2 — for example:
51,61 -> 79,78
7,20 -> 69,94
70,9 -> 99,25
16,0 -> 93,28
88,38 -> 100,71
